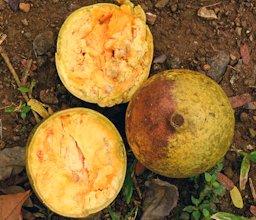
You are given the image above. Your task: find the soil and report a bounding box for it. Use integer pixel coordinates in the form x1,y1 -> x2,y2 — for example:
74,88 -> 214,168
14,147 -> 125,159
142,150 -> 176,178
0,0 -> 256,219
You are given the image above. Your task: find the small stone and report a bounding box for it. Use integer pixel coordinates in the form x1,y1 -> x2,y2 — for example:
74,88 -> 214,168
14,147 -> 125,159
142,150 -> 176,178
0,0 -> 5,11
253,115 -> 256,121
153,54 -> 167,64
230,53 -> 237,61
21,18 -> 28,26
249,128 -> 256,138
166,56 -> 181,69
240,112 -> 249,122
246,144 -> 254,150
24,32 -> 32,39
7,0 -> 20,11
197,6 -> 218,20
36,55 -> 47,67
19,2 -> 30,13
155,0 -> 169,9
146,12 -> 157,25
206,51 -> 230,82
245,102 -> 256,110
33,31 -> 55,56
0,140 -> 5,149
170,4 -> 178,12
40,89 -> 59,104
235,27 -> 242,36
203,64 -> 211,71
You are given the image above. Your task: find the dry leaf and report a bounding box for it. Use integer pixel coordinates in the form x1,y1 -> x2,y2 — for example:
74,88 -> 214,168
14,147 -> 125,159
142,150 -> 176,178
0,147 -> 25,181
27,98 -> 50,119
0,190 -> 31,220
229,93 -> 253,109
250,205 -> 256,216
240,43 -> 250,65
141,179 -> 179,220
197,7 -> 218,19
217,172 -> 234,190
230,186 -> 243,209
239,154 -> 250,190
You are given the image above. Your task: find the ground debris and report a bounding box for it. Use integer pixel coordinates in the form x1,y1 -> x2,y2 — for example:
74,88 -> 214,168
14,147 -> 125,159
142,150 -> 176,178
197,6 -> 218,20
229,93 -> 253,109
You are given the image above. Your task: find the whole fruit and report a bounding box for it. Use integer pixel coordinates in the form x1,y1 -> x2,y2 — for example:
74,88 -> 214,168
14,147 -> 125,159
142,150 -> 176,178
56,1 -> 153,107
126,69 -> 235,178
26,108 -> 126,217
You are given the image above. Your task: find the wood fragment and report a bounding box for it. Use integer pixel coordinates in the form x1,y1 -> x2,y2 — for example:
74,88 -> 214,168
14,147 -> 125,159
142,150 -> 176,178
21,58 -> 33,86
132,173 -> 142,200
249,178 -> 256,202
0,33 -> 7,46
0,46 -> 40,123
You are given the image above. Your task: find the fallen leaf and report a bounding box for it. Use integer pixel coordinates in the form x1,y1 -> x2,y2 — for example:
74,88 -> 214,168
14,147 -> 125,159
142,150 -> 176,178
0,186 -> 33,207
211,212 -> 247,219
197,6 -> 218,19
250,205 -> 256,216
239,154 -> 250,190
0,190 -> 31,220
0,147 -> 25,181
229,93 -> 253,108
27,98 -> 50,119
141,179 -> 179,220
230,186 -> 243,209
135,161 -> 146,176
5,0 -> 20,11
240,43 -> 250,65
217,172 -> 234,190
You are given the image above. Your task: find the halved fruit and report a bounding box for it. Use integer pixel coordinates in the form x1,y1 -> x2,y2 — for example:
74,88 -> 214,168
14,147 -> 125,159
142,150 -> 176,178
56,1 -> 153,107
26,108 -> 126,217
126,69 -> 235,178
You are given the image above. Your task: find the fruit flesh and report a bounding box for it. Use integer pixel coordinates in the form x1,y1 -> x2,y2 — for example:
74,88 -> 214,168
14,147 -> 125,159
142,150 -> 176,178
26,109 -> 126,217
126,70 -> 235,178
56,3 -> 153,107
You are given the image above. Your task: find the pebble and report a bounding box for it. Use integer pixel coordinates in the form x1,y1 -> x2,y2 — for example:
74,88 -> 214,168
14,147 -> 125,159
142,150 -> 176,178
24,32 -> 32,39
155,0 -> 169,9
19,2 -> 30,13
7,0 -> 20,11
203,64 -> 211,71
39,89 -> 59,104
197,6 -> 218,20
0,0 -> 5,11
0,140 -> 5,149
166,56 -> 181,69
33,31 -> 55,56
240,112 -> 249,122
235,27 -> 242,36
21,18 -> 28,26
36,55 -> 47,67
206,51 -> 230,82
153,54 -> 167,64
170,4 -> 178,12
245,102 -> 256,110
146,12 -> 157,25
249,128 -> 256,138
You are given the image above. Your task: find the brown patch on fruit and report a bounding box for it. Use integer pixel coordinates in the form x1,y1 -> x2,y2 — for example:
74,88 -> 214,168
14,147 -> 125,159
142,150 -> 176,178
126,79 -> 176,162
170,113 -> 184,129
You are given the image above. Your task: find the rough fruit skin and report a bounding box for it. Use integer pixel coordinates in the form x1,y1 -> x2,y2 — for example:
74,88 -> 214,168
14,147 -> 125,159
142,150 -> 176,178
126,69 -> 235,178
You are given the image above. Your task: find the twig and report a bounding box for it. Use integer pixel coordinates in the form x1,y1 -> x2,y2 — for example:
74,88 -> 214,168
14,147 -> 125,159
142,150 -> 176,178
132,173 -> 142,200
249,178 -> 256,202
21,58 -> 33,86
0,33 -> 7,45
0,46 -> 40,123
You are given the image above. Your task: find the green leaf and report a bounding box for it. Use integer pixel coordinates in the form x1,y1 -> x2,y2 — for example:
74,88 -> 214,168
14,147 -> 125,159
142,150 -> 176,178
211,212 -> 248,220
18,87 -> 29,93
249,151 -> 256,163
212,181 -> 220,188
204,172 -> 212,182
239,154 -> 250,191
122,160 -> 136,204
21,112 -> 27,120
191,196 -> 200,206
192,210 -> 201,220
183,205 -> 196,213
108,207 -> 120,220
21,104 -> 31,114
230,186 -> 243,209
4,106 -> 15,113
29,79 -> 36,92
213,186 -> 225,196
202,208 -> 210,217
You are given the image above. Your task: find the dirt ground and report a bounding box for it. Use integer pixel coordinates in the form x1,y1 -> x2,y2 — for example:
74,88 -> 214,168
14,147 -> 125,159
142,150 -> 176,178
0,0 -> 256,219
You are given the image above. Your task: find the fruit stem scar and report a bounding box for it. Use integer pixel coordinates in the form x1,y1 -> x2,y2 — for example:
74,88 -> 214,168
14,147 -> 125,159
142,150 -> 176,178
170,113 -> 184,129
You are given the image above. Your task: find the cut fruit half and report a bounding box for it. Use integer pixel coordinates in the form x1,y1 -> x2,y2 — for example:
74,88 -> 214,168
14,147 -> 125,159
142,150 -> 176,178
26,108 -> 126,218
56,2 -> 153,107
